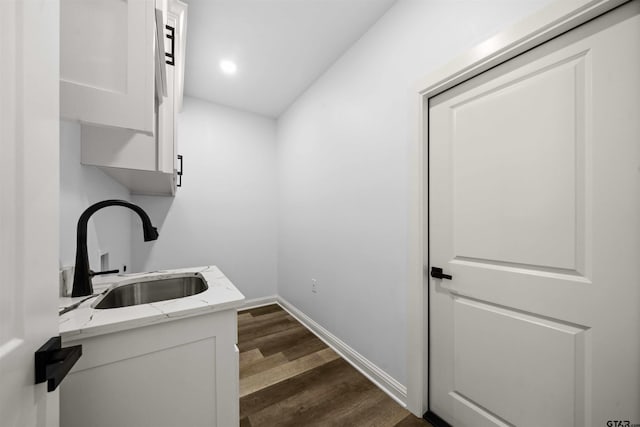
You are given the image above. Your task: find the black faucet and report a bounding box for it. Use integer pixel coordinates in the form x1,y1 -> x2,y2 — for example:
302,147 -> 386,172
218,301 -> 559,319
71,200 -> 159,297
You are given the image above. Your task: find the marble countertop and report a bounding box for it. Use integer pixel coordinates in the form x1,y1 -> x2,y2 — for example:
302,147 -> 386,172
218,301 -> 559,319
59,266 -> 245,342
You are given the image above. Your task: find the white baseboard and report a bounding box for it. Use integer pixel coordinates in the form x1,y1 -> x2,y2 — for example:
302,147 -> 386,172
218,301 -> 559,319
238,295 -> 277,311
276,297 -> 407,407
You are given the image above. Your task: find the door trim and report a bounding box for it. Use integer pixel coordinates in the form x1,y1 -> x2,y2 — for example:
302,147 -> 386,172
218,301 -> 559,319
406,0 -> 630,416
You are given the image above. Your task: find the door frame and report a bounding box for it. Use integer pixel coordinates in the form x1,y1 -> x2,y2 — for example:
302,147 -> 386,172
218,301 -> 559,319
405,0 -> 629,417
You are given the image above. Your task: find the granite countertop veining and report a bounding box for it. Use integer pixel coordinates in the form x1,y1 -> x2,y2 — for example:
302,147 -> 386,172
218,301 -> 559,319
59,265 -> 245,341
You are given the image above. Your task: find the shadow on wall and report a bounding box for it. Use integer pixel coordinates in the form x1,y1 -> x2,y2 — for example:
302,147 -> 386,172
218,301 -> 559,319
129,195 -> 175,272
60,120 -> 135,273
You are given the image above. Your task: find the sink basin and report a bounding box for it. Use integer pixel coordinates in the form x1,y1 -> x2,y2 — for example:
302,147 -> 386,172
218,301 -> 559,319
95,275 -> 208,309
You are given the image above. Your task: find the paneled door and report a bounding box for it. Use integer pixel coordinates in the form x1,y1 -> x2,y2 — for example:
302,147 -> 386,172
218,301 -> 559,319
0,0 -> 60,426
428,2 -> 640,426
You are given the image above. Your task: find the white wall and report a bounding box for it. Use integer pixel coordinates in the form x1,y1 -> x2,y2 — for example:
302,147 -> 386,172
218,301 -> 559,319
59,120 -> 132,274
132,98 -> 278,300
277,0 -> 551,386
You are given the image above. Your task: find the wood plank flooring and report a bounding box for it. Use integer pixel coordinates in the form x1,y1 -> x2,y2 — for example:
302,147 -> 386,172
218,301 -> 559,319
238,304 -> 432,427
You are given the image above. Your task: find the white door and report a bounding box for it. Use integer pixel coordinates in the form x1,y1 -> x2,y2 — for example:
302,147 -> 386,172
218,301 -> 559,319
0,1 -> 61,426
428,2 -> 640,426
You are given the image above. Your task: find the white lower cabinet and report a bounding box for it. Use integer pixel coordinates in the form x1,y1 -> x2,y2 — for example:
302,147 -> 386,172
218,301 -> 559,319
60,310 -> 239,427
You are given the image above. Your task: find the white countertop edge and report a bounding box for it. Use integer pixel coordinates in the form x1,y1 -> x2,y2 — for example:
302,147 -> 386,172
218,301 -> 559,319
59,266 -> 245,342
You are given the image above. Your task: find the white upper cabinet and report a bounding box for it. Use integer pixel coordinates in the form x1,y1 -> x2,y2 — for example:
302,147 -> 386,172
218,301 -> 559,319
60,0 -> 188,196
170,0 -> 187,113
60,0 -> 156,133
158,0 -> 187,175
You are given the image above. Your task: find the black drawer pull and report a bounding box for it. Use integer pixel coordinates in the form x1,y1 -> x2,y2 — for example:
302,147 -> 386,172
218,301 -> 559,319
165,25 -> 175,66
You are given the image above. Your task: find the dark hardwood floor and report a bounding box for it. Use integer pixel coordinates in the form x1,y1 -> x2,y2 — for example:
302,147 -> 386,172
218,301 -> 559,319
238,304 -> 432,427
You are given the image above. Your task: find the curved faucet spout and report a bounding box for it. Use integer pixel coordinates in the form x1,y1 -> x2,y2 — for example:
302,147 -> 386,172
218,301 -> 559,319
71,200 -> 159,297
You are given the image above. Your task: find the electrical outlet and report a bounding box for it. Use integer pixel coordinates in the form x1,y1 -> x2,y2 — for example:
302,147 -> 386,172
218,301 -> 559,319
100,252 -> 109,271
312,279 -> 318,294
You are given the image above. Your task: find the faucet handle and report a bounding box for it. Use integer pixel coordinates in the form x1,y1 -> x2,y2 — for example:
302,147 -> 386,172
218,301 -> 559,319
89,269 -> 120,277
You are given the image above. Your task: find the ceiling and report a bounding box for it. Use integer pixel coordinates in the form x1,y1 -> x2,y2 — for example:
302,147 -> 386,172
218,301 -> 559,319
183,0 -> 398,118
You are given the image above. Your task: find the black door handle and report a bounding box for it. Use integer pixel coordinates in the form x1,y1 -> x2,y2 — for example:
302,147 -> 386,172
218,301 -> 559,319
35,336 -> 82,392
431,267 -> 452,280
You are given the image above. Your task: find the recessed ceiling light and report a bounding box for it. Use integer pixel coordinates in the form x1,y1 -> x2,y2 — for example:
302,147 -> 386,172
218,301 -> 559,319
219,60 -> 237,75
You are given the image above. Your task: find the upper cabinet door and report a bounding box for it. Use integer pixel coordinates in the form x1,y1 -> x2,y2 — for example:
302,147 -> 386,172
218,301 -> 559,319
60,0 -> 155,133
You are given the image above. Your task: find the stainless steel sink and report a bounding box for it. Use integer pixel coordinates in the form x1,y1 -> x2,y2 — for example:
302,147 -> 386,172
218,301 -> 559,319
94,275 -> 208,309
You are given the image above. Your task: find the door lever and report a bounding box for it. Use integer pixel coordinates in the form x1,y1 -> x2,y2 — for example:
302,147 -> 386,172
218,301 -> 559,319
431,267 -> 452,280
35,336 -> 82,392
